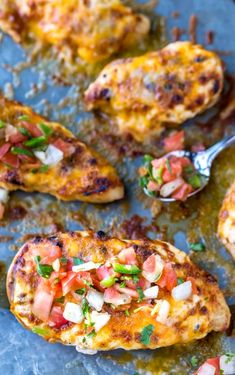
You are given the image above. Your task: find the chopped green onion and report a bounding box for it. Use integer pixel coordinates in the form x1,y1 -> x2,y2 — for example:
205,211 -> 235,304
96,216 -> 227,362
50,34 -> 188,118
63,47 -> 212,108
0,120 -> 5,128
60,257 -> 68,264
11,146 -> 33,157
18,115 -> 29,121
113,263 -> 141,275
24,136 -> 46,148
54,296 -> 65,303
18,127 -> 31,138
73,257 -> 84,265
39,123 -> 53,137
100,276 -> 116,288
189,242 -> 205,252
177,277 -> 184,285
137,287 -> 144,302
35,255 -> 53,279
75,288 -> 86,295
140,324 -> 154,346
32,326 -> 50,336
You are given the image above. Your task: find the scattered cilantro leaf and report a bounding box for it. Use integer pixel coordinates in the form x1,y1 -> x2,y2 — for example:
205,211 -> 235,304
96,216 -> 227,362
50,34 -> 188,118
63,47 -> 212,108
137,287 -> 144,302
140,324 -> 154,346
35,255 -> 53,279
189,242 -> 205,252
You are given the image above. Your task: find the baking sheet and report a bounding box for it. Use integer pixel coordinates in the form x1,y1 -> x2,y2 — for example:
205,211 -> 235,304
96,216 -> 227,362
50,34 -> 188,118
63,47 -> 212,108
0,1 -> 235,374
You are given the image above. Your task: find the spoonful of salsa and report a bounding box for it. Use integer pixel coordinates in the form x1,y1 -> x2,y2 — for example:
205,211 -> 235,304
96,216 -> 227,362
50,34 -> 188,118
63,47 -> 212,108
139,134 -> 235,202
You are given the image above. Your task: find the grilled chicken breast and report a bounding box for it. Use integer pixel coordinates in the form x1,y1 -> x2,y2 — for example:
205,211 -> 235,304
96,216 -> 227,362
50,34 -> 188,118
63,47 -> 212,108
0,0 -> 150,63
85,41 -> 224,142
0,95 -> 123,203
7,231 -> 230,352
218,180 -> 235,259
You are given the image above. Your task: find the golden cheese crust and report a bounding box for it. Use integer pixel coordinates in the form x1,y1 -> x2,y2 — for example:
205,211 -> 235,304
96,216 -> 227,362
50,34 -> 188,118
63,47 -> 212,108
7,231 -> 230,352
85,41 -> 224,142
0,95 -> 124,203
0,0 -> 150,63
218,180 -> 235,259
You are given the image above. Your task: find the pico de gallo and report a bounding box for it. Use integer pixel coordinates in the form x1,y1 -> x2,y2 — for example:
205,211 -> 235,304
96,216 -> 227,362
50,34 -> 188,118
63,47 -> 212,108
0,115 -> 75,172
32,244 -> 198,339
139,154 -> 203,201
194,353 -> 235,375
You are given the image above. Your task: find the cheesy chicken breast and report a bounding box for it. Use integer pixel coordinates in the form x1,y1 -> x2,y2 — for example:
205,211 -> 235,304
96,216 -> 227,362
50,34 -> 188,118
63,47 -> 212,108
85,41 -> 224,142
218,180 -> 235,259
0,95 -> 123,203
7,231 -> 230,352
0,0 -> 150,63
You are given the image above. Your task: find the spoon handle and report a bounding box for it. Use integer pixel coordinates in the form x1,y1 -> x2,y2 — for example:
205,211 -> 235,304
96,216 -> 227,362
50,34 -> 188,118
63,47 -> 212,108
203,134 -> 235,166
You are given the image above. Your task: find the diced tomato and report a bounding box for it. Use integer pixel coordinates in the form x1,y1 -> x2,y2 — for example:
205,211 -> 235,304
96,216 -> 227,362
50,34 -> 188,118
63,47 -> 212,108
115,284 -> 139,298
21,121 -> 42,137
32,281 -> 55,321
178,157 -> 191,167
96,266 -> 114,280
162,168 -> 176,183
143,254 -> 157,273
118,247 -> 137,265
2,152 -> 19,168
48,306 -> 68,328
32,244 -> 62,263
53,139 -> 75,157
0,143 -> 11,159
91,274 -> 105,292
163,130 -> 185,152
151,157 -> 165,169
187,277 -> 198,294
195,357 -> 220,375
125,276 -> 151,290
147,180 -> 159,192
104,286 -> 131,305
9,132 -> 27,144
157,263 -> 177,291
0,203 -> 5,220
172,182 -> 193,201
61,271 -> 86,295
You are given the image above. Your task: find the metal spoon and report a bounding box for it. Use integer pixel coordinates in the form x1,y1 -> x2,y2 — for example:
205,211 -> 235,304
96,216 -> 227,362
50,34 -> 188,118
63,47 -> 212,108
159,134 -> 235,202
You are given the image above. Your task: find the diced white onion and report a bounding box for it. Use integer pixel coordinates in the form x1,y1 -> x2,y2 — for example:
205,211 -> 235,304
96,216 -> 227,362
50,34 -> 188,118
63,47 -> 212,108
75,347 -> 97,355
143,286 -> 159,299
90,311 -> 110,332
220,354 -> 235,374
171,280 -> 192,301
52,258 -> 60,272
104,292 -> 131,306
34,145 -> 63,166
86,289 -> 104,312
197,363 -> 216,375
72,261 -> 101,272
156,300 -> 170,324
160,178 -> 184,198
0,188 -> 9,204
63,302 -> 84,324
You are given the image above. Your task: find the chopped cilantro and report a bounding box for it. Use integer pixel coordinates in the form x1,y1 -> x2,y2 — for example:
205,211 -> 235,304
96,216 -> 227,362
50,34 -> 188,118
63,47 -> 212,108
132,275 -> 140,284
189,242 -> 205,252
54,296 -> 65,303
190,355 -> 198,367
73,257 -> 84,265
0,120 -> 5,128
35,255 -> 53,279
124,310 -> 130,317
60,257 -> 68,264
137,287 -> 144,302
177,277 -> 184,285
87,329 -> 96,338
166,158 -> 172,173
18,127 -> 31,138
75,288 -> 86,295
120,281 -> 126,288
82,299 -> 90,317
140,324 -> 154,346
